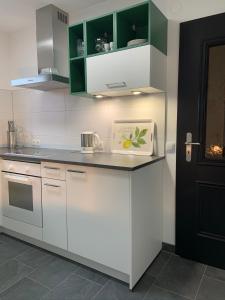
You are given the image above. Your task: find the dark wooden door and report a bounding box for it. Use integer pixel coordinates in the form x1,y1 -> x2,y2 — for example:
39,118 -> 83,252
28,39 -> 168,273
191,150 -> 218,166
176,13 -> 225,269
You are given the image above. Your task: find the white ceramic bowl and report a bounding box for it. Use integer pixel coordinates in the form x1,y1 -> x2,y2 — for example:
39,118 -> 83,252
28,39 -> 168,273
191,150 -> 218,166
127,39 -> 147,47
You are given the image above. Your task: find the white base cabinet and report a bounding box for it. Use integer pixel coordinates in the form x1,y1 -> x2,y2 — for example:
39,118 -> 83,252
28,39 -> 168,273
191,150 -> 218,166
1,160 -> 163,290
66,161 -> 163,289
66,166 -> 130,274
42,178 -> 67,250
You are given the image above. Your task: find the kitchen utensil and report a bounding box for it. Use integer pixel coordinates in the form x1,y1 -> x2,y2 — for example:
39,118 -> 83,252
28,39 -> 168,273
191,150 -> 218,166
7,120 -> 17,149
7,132 -> 17,149
8,121 -> 15,132
81,132 -> 101,154
109,42 -> 114,51
127,39 -> 147,47
95,37 -> 107,53
77,39 -> 84,56
103,43 -> 110,52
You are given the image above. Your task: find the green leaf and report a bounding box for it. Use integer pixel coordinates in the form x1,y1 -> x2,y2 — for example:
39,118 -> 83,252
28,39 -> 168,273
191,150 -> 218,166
132,142 -> 141,148
138,138 -> 146,144
139,129 -> 148,138
135,127 -> 140,138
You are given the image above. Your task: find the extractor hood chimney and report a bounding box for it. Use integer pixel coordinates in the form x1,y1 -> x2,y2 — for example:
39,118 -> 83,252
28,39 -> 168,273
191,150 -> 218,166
11,5 -> 69,91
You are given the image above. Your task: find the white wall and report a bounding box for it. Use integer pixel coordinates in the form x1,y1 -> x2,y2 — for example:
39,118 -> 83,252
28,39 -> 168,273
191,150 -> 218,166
163,21 -> 179,244
0,91 -> 13,146
12,89 -> 165,156
3,0 -> 175,245
9,25 -> 37,80
0,0 -> 223,247
0,32 -> 10,89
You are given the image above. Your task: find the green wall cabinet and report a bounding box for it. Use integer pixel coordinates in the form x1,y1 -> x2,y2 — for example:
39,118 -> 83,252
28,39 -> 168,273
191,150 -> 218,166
68,1 -> 168,95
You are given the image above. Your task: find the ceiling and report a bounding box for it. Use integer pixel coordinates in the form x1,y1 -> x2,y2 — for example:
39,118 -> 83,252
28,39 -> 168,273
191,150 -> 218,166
0,0 -> 225,32
0,0 -> 106,32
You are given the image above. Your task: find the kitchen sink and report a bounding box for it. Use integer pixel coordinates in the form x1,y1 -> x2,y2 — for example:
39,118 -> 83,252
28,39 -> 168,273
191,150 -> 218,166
3,152 -> 50,158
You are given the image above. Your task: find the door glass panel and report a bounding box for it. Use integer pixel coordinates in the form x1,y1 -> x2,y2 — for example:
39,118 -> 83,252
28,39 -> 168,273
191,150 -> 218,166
205,44 -> 225,160
8,182 -> 33,211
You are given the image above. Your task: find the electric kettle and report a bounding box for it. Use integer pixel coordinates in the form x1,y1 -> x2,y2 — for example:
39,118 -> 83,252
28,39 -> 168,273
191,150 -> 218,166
81,132 -> 101,154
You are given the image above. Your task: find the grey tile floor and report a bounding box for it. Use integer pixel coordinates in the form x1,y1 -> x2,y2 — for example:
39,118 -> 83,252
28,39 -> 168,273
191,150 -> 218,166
0,233 -> 225,300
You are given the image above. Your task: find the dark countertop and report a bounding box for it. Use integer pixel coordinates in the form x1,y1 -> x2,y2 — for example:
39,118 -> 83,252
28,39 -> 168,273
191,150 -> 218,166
0,147 -> 164,171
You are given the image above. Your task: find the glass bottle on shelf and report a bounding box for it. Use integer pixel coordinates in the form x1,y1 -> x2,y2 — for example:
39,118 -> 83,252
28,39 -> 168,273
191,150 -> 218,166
77,39 -> 84,57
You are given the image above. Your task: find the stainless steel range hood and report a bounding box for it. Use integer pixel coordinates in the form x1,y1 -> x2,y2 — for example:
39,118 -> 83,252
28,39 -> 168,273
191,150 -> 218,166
11,5 -> 69,91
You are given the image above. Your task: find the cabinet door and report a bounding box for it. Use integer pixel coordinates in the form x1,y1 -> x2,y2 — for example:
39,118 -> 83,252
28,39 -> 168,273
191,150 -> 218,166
42,178 -> 67,250
66,166 -> 130,274
87,45 -> 150,96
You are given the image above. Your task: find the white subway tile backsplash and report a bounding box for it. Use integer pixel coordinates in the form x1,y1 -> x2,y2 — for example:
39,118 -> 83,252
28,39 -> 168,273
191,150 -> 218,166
65,91 -> 95,111
0,88 -> 167,155
0,91 -> 13,146
31,112 -> 66,136
13,89 -> 65,113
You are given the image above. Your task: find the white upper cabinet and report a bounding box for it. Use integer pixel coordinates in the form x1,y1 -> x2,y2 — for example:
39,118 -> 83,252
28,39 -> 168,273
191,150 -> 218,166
86,45 -> 167,97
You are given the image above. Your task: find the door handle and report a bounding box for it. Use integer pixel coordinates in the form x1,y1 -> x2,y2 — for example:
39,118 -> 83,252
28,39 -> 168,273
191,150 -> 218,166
44,166 -> 60,170
44,183 -> 60,188
185,142 -> 200,145
67,170 -> 86,174
106,82 -> 126,89
185,132 -> 200,162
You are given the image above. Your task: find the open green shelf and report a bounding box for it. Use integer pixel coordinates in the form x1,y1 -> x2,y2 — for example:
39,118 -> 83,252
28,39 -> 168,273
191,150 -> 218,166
70,56 -> 85,61
68,1 -> 167,95
69,23 -> 85,59
70,58 -> 86,93
117,3 -> 149,49
86,14 -> 114,55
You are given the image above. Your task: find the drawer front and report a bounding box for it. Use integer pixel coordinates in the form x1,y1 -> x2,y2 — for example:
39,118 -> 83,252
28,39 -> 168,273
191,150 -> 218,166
2,160 -> 41,177
41,162 -> 66,180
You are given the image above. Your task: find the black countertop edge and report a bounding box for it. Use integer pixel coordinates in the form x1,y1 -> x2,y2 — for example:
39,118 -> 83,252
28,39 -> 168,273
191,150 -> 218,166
0,155 -> 165,171
0,151 -> 165,171
40,156 -> 165,171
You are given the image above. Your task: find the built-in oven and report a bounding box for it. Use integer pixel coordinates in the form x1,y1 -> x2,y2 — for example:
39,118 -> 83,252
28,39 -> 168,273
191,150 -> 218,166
2,160 -> 42,227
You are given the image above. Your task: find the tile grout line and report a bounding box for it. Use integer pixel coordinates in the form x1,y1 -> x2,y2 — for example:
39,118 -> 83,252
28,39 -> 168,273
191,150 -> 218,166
14,251 -> 54,273
26,263 -> 81,292
73,272 -> 106,288
0,264 -> 36,296
204,274 -> 225,284
24,276 -> 51,291
151,254 -> 207,300
1,236 -> 110,296
153,252 -> 174,282
194,264 -> 207,300
143,252 -> 174,299
92,280 -> 111,300
151,284 -> 193,300
32,266 -> 83,294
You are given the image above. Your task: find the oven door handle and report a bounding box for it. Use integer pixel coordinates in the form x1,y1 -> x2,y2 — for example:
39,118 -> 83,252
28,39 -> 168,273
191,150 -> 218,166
3,174 -> 30,183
